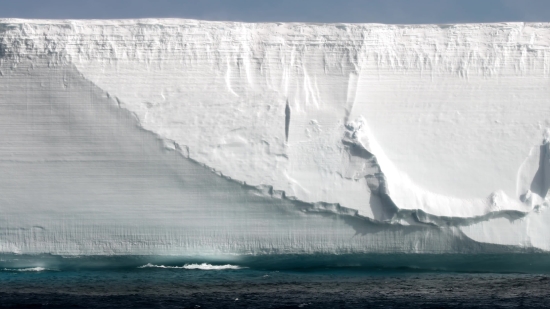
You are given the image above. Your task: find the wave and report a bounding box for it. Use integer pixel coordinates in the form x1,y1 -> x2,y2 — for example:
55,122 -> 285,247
2,267 -> 50,272
138,263 -> 245,270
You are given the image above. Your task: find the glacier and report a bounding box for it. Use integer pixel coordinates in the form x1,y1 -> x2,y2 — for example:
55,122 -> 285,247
0,19 -> 550,256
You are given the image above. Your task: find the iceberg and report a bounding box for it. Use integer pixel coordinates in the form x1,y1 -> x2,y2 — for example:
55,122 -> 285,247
0,19 -> 550,256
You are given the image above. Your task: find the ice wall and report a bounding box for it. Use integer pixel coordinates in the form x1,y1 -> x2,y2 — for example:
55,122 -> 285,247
0,19 -> 550,255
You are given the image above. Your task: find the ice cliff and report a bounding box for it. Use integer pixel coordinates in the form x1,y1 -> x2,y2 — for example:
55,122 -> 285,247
1,19 -> 550,255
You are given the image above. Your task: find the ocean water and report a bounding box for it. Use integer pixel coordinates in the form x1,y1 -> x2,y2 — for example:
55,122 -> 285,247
1,254 -> 550,308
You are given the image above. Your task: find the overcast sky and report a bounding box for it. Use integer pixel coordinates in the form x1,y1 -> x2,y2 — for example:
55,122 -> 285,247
0,0 -> 549,24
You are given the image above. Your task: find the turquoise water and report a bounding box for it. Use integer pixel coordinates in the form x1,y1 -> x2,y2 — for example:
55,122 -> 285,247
2,253 -> 550,273
2,254 -> 550,308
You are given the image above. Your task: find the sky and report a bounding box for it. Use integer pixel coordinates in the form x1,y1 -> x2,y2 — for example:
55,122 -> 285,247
0,0 -> 549,24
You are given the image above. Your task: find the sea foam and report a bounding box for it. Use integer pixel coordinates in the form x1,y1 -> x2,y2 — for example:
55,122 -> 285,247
2,267 -> 50,272
138,263 -> 245,270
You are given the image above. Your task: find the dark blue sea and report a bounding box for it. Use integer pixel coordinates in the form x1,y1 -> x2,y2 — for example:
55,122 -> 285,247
1,254 -> 550,308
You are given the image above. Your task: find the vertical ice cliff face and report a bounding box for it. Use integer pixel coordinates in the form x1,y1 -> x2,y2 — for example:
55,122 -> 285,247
0,58 -> 501,255
1,19 -> 550,254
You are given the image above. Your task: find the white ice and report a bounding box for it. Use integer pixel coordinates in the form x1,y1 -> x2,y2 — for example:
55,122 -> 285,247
1,19 -> 550,254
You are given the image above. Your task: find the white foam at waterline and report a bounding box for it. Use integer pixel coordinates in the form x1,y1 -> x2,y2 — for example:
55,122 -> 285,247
2,267 -> 49,272
138,263 -> 245,270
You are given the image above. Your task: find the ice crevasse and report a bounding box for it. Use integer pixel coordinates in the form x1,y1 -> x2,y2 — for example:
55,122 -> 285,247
0,19 -> 550,255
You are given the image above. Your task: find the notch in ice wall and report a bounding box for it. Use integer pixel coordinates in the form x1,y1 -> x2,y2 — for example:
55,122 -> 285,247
285,100 -> 291,142
1,19 -> 550,254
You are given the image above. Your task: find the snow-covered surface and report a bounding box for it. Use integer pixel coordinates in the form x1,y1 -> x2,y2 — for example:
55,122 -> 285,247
0,19 -> 550,255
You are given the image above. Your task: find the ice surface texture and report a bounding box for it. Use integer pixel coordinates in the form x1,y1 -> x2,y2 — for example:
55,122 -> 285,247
0,19 -> 550,255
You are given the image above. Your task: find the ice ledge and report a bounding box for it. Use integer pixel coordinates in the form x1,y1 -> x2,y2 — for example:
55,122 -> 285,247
166,130 -> 540,229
